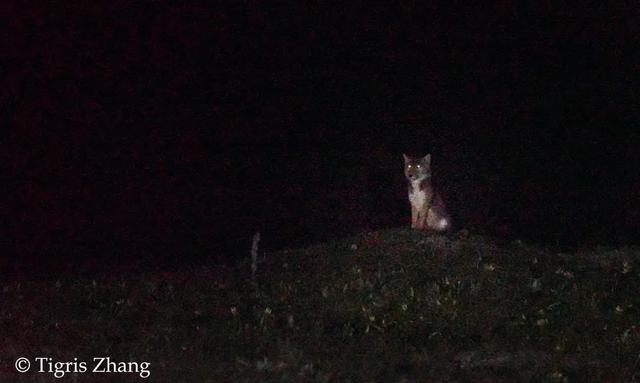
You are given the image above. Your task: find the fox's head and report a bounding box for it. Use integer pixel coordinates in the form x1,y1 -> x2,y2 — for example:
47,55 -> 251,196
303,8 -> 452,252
403,153 -> 431,182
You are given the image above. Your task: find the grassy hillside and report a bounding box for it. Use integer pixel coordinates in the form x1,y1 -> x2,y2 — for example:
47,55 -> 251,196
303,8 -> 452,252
3,228 -> 639,382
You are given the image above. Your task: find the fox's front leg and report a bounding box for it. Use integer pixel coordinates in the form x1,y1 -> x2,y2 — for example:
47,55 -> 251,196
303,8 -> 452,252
416,209 -> 427,230
418,199 -> 433,230
411,204 -> 418,228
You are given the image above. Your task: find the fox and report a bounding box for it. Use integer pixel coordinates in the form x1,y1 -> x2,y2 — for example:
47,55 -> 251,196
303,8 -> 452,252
403,153 -> 451,232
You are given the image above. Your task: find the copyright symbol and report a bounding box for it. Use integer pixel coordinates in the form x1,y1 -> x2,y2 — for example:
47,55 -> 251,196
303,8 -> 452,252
15,357 -> 30,373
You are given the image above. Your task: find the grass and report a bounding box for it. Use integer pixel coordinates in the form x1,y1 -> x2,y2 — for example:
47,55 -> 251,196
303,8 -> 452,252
2,228 -> 640,382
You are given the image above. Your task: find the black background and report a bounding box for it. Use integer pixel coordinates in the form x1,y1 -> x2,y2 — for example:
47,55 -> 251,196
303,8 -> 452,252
5,2 -> 639,272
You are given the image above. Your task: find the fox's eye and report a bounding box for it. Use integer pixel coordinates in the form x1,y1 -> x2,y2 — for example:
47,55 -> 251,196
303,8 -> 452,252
416,164 -> 421,168
407,164 -> 412,168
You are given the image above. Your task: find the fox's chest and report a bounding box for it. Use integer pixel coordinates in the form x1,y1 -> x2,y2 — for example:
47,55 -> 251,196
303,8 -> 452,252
408,183 -> 427,208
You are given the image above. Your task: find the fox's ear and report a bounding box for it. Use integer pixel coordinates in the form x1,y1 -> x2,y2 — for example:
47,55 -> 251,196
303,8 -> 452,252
403,153 -> 410,163
423,153 -> 431,164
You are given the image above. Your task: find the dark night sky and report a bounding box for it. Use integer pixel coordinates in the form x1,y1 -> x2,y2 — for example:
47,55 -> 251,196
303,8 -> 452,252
4,2 -> 639,272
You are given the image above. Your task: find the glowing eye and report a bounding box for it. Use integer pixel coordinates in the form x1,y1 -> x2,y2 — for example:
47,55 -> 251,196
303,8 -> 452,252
407,164 -> 412,168
416,164 -> 421,168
